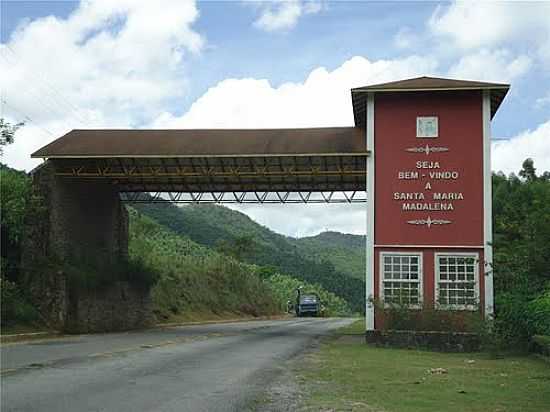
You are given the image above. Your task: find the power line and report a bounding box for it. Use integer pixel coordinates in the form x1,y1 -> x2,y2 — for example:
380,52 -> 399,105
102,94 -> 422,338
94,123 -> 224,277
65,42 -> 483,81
1,98 -> 55,137
0,53 -> 83,131
1,45 -> 90,127
3,44 -> 90,126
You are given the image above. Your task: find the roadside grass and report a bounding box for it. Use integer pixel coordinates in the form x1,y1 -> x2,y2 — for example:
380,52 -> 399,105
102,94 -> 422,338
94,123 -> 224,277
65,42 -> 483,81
337,318 -> 367,335
299,320 -> 550,412
156,310 -> 288,325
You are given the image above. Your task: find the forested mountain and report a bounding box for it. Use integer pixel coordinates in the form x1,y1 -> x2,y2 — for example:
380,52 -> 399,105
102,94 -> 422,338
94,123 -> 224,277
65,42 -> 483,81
132,202 -> 366,312
293,232 -> 365,280
128,209 -> 349,319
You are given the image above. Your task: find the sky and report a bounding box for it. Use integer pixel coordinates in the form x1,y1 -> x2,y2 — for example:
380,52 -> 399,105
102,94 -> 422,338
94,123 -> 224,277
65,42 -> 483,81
1,0 -> 549,237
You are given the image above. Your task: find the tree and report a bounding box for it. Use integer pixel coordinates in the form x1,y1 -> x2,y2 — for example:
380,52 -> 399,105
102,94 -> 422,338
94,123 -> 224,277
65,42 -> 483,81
216,235 -> 256,261
492,159 -> 550,344
519,158 -> 537,182
0,118 -> 24,155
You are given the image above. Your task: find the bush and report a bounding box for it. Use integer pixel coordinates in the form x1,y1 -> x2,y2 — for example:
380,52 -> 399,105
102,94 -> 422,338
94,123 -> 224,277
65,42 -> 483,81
528,289 -> 550,335
490,287 -> 550,350
374,300 -> 483,333
532,335 -> 550,357
62,256 -> 160,291
1,277 -> 39,326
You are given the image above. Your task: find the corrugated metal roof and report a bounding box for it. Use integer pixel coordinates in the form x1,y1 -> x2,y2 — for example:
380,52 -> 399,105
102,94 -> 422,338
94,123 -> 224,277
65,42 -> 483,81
351,76 -> 510,127
32,127 -> 366,158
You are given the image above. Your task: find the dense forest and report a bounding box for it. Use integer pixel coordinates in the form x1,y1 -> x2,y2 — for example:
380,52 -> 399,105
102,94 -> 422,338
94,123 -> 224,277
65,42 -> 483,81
294,231 -> 365,280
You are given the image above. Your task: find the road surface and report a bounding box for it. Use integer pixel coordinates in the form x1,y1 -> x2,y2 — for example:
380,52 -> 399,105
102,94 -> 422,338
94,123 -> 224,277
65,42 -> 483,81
1,317 -> 353,412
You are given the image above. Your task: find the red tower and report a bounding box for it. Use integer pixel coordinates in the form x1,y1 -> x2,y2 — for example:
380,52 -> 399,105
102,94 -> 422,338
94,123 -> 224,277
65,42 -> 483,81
352,77 -> 510,331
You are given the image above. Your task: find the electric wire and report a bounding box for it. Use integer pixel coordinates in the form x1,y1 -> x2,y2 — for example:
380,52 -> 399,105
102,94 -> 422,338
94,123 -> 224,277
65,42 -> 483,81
0,46 -> 89,128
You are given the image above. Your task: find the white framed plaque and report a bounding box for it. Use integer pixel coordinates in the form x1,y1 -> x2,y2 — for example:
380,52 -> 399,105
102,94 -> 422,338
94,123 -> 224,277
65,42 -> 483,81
416,116 -> 438,138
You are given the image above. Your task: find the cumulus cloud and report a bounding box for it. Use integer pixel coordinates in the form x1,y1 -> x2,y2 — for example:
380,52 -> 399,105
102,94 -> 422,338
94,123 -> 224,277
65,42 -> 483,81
1,0 -> 203,170
492,120 -> 550,176
152,55 -> 438,128
429,2 -> 550,66
448,49 -> 531,83
252,0 -> 323,32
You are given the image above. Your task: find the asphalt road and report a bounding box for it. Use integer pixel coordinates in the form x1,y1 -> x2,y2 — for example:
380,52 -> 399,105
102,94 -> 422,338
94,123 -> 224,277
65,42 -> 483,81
1,317 -> 354,412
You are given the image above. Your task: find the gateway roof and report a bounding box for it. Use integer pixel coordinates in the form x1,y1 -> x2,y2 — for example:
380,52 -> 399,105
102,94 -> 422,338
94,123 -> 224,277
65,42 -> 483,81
351,76 -> 510,127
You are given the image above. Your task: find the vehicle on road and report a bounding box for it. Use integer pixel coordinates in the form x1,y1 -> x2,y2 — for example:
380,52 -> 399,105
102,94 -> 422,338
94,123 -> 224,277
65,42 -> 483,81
295,288 -> 321,317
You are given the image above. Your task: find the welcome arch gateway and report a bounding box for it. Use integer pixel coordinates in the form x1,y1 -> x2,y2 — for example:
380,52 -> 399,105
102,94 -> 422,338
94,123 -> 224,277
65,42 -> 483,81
31,76 -> 509,332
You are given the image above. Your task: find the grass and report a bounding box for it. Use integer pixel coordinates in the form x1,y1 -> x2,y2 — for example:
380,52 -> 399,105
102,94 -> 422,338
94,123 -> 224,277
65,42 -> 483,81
337,318 -> 367,335
156,310 -> 287,325
298,320 -> 550,412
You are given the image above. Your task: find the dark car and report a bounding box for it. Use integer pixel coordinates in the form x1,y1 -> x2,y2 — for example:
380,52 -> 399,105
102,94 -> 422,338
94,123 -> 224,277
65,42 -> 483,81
295,291 -> 321,317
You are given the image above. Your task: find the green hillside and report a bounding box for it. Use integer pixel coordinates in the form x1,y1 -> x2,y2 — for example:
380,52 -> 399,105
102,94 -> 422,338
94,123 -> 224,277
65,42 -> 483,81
128,208 -> 280,320
132,202 -> 366,312
129,207 -> 351,320
293,231 -> 365,280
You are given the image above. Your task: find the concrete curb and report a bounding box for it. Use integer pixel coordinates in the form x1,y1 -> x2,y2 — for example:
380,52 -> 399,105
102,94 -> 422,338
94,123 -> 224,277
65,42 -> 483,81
0,315 -> 292,345
0,332 -> 60,344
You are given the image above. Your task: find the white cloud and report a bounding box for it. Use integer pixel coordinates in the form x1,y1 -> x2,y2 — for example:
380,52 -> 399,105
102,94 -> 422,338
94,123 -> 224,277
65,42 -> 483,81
448,49 -> 531,83
152,55 -> 438,128
492,119 -> 550,176
225,203 -> 366,238
252,0 -> 323,32
1,0 -> 203,170
429,2 -> 550,66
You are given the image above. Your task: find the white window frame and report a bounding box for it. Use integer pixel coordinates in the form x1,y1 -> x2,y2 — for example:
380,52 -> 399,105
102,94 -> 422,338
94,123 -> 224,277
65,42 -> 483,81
435,253 -> 480,311
379,252 -> 423,309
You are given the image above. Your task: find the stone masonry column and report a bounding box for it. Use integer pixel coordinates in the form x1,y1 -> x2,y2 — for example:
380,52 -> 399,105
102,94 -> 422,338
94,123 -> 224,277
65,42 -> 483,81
22,160 -> 154,333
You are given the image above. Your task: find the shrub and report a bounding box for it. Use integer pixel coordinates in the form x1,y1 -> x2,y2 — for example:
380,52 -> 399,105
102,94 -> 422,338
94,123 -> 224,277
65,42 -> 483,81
373,299 -> 483,333
528,288 -> 550,335
0,277 -> 39,326
62,256 -> 160,292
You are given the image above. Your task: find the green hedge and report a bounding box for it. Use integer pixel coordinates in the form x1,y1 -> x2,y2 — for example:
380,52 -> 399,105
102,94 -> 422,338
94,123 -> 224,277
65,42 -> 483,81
532,335 -> 550,357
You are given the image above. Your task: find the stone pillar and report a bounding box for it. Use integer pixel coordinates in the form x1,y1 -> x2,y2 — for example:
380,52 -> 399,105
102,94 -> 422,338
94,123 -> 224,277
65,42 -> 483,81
22,161 -> 154,333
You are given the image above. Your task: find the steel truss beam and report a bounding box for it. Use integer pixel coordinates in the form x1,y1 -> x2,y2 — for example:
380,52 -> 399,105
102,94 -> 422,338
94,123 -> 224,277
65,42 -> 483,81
54,162 -> 365,178
120,191 -> 367,204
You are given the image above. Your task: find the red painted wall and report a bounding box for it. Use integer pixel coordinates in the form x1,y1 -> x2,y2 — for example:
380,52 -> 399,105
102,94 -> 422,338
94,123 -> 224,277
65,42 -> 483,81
374,91 -> 484,246
372,90 -> 486,330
